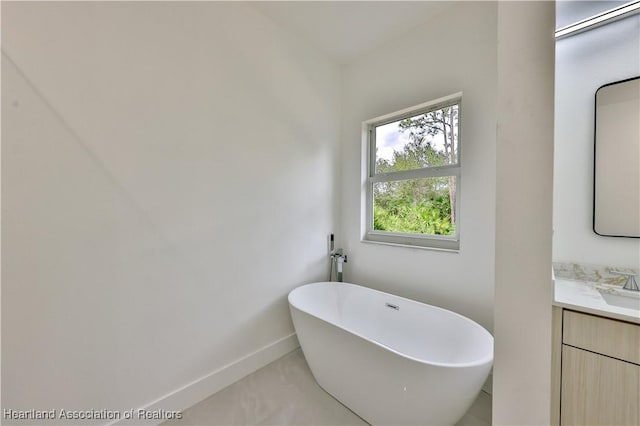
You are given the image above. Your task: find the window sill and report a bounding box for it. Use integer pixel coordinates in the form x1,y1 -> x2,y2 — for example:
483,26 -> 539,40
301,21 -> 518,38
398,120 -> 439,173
360,238 -> 460,253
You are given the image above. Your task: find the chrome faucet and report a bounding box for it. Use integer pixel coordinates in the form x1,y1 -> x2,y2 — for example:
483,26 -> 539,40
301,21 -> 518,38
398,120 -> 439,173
330,248 -> 347,282
611,271 -> 640,292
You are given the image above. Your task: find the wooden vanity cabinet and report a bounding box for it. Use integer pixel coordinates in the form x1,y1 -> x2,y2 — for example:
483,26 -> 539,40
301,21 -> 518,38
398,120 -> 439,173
552,308 -> 640,426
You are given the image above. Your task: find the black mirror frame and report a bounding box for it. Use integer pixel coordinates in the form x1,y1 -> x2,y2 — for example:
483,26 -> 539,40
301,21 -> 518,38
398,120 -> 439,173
593,75 -> 640,238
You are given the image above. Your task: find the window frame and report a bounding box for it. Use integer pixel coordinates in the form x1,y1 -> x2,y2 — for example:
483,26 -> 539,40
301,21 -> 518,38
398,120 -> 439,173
362,93 -> 462,251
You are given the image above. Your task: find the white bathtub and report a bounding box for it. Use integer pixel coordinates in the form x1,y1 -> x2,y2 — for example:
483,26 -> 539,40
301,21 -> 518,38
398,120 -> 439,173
288,282 -> 493,425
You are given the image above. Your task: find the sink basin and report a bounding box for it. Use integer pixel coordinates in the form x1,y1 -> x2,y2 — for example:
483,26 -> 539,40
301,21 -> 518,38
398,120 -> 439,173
598,289 -> 640,310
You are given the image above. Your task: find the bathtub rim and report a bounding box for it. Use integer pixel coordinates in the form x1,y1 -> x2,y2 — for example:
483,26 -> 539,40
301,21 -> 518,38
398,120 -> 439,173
289,281 -> 494,369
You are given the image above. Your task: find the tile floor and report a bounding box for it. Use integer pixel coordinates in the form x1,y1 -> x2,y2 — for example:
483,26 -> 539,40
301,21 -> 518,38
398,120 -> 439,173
164,349 -> 491,426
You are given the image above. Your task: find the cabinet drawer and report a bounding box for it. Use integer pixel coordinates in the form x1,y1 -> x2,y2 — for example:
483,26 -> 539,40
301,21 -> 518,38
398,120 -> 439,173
563,310 -> 640,364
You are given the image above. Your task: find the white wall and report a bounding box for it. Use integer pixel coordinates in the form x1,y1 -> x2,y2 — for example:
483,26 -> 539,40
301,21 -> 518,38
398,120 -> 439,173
1,2 -> 340,422
340,1 -> 497,332
494,2 -> 555,424
553,13 -> 640,268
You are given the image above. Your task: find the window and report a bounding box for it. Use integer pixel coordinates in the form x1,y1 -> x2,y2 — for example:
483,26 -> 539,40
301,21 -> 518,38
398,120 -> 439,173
362,93 -> 461,250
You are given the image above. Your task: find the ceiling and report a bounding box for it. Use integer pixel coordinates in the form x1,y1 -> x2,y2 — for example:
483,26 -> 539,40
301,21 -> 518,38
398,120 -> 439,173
556,0 -> 629,28
249,1 -> 633,64
249,1 -> 454,64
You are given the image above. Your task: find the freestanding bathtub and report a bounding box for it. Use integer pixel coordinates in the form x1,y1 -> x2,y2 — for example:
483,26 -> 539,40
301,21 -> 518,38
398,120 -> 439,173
288,282 -> 493,425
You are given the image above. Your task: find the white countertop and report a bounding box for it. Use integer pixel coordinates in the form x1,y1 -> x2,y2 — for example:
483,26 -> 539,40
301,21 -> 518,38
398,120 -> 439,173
554,278 -> 640,324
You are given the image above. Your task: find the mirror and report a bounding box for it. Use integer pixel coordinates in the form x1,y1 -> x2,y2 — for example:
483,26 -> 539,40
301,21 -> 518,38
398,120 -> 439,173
593,76 -> 640,238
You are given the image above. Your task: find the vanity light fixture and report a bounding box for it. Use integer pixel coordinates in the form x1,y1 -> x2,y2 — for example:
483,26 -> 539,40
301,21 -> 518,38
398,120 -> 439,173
555,0 -> 640,39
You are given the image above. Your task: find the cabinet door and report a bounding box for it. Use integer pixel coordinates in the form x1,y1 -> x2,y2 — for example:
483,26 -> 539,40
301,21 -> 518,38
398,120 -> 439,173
561,345 -> 639,425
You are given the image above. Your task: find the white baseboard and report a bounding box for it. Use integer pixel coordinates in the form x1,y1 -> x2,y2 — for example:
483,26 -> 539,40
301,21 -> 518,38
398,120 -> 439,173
110,333 -> 299,426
